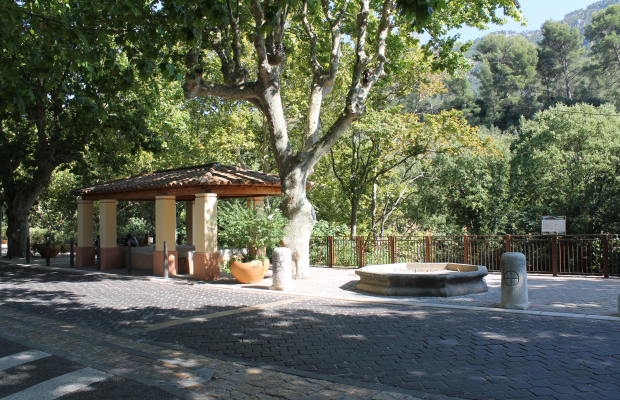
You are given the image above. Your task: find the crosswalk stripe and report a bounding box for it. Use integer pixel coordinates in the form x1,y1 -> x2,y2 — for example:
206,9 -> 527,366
0,350 -> 51,371
1,367 -> 112,400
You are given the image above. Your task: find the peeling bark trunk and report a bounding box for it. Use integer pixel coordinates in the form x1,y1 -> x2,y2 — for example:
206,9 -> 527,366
280,167 -> 315,279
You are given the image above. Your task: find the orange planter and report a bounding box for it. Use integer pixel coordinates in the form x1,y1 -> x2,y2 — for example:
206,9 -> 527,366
230,259 -> 270,284
33,244 -> 61,258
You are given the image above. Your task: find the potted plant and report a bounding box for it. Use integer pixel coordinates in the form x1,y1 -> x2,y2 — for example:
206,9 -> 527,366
218,198 -> 288,284
32,242 -> 61,258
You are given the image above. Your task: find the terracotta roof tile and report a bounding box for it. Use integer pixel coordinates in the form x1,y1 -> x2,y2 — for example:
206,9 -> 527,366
71,163 -> 281,196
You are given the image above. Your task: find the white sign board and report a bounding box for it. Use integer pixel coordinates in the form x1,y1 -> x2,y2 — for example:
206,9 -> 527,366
541,216 -> 566,235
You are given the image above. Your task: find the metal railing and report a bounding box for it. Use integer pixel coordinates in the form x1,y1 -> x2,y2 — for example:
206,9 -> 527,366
309,234 -> 617,277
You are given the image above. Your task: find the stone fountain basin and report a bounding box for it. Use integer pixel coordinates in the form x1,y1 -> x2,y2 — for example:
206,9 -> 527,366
355,262 -> 488,297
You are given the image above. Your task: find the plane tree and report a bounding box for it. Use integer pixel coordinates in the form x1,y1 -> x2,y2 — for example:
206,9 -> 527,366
0,0 -> 160,256
153,0 -> 523,278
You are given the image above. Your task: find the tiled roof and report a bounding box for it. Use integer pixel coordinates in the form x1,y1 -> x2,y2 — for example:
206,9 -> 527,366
71,163 -> 281,196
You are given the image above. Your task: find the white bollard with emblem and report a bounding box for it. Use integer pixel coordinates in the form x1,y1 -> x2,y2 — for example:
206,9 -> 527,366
499,252 -> 530,310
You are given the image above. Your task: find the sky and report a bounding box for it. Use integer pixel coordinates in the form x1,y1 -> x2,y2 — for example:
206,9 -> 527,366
447,0 -> 601,42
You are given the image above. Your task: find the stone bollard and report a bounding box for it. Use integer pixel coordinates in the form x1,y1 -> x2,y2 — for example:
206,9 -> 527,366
270,247 -> 294,291
499,252 -> 530,310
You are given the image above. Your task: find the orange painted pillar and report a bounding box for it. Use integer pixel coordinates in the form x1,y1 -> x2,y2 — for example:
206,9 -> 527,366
99,199 -> 119,269
153,196 -> 177,276
193,193 -> 220,280
76,199 -> 95,267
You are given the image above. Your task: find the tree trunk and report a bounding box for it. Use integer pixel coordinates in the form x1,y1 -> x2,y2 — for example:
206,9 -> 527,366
525,84 -> 533,118
350,198 -> 359,237
544,77 -> 552,103
280,166 -> 315,279
6,204 -> 30,258
371,179 -> 378,236
2,162 -> 54,258
562,60 -> 572,101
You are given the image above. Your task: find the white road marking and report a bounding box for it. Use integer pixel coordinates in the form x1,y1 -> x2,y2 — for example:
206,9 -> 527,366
0,350 -> 51,371
2,367 -> 112,400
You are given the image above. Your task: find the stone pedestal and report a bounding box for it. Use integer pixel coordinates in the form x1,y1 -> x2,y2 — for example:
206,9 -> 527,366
270,247 -> 294,291
499,252 -> 530,310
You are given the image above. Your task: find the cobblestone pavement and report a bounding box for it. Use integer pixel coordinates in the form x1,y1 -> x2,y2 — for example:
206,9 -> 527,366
0,264 -> 294,332
1,263 -> 620,399
3,254 -> 619,316
139,297 -> 620,399
0,307 -> 418,400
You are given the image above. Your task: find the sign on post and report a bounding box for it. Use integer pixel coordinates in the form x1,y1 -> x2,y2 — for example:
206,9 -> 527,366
541,216 -> 566,235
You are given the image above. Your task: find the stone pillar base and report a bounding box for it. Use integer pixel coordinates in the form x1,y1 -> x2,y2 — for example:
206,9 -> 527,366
153,250 -> 178,276
193,252 -> 220,281
100,247 -> 120,269
76,246 -> 96,267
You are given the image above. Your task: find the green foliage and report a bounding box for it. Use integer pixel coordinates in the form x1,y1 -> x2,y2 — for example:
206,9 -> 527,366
585,4 -> 620,99
218,199 -> 289,262
412,127 -> 514,234
117,217 -> 152,240
538,20 -> 584,101
28,169 -> 78,243
311,220 -> 349,237
474,34 -> 540,128
512,103 -> 620,233
314,107 -> 484,236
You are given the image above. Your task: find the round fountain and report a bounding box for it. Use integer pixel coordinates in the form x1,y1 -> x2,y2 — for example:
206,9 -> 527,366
355,262 -> 488,297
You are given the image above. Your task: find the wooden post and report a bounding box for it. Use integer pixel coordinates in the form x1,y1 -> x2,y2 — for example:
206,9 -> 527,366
328,236 -> 334,268
505,234 -> 511,253
552,235 -> 558,276
463,235 -> 469,264
70,238 -> 74,268
127,240 -> 133,276
163,240 -> 169,279
603,234 -> 609,278
26,236 -> 30,264
46,237 -> 51,266
357,236 -> 364,268
389,236 -> 396,264
425,235 -> 431,263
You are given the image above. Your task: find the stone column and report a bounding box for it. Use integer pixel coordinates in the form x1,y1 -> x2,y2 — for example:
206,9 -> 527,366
98,199 -> 119,269
246,197 -> 264,209
153,196 -> 177,276
76,199 -> 95,267
193,193 -> 220,281
186,201 -> 194,246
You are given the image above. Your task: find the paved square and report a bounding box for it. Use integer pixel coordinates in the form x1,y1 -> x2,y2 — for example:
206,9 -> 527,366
1,264 -> 620,399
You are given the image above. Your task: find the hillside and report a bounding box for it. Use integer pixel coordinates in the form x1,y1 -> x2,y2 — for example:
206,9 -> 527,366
472,0 -> 619,45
